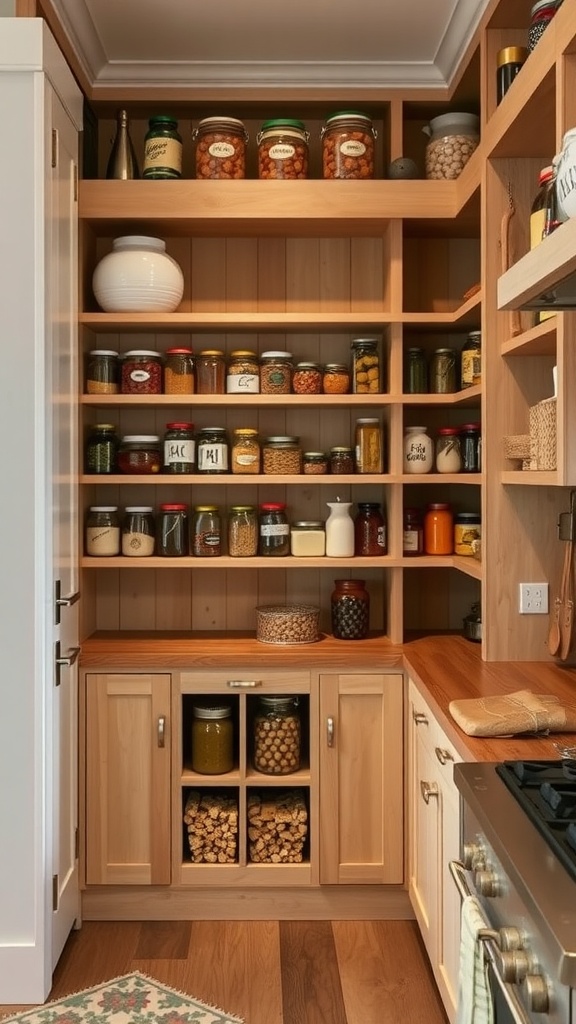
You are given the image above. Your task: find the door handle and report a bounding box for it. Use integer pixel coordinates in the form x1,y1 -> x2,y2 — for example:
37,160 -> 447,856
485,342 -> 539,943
327,716 -> 335,747
157,716 -> 166,748
54,580 -> 80,625
420,780 -> 438,804
54,641 -> 81,686
435,746 -> 454,765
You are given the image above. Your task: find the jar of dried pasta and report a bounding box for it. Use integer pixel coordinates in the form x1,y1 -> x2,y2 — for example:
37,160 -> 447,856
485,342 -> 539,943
321,111 -> 376,179
193,117 -> 248,180
231,427 -> 261,474
226,350 -> 259,394
257,119 -> 309,179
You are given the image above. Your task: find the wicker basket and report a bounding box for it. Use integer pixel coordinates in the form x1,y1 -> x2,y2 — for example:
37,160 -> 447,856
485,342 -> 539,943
503,434 -> 531,462
529,397 -> 557,471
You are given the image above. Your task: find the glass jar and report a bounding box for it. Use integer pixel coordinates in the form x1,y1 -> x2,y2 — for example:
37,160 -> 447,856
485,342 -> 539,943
459,423 -> 482,473
257,119 -> 309,180
496,46 -> 528,104
226,350 -> 260,394
157,503 -> 189,557
86,349 -> 119,394
120,350 -> 163,395
351,338 -> 380,394
259,351 -> 293,395
323,363 -> 350,394
121,506 -> 155,557
321,111 -> 376,180
85,423 -> 119,474
143,115 -> 182,179
196,427 -> 229,474
253,695 -> 301,775
325,501 -> 354,557
423,112 -> 480,180
262,436 -> 302,475
290,521 -> 326,557
258,503 -> 290,556
192,505 -> 222,557
228,505 -> 258,557
430,348 -> 457,394
117,434 -> 162,474
403,507 -> 424,556
163,422 -> 195,474
164,347 -> 195,394
85,506 -> 120,557
435,427 -> 463,474
404,347 -> 428,394
355,418 -> 383,473
331,579 -> 370,640
292,362 -> 322,395
302,451 -> 328,475
454,512 -> 482,557
529,0 -> 563,52
461,331 -> 481,389
354,502 -> 386,556
424,503 -> 453,555
193,116 -> 248,180
231,428 -> 261,474
403,426 -> 433,474
531,165 -> 555,247
192,704 -> 233,774
196,349 -> 226,394
329,446 -> 355,474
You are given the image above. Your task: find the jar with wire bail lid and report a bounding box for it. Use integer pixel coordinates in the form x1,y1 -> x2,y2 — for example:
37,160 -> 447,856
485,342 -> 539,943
321,111 -> 376,179
257,119 -> 309,179
193,117 -> 248,180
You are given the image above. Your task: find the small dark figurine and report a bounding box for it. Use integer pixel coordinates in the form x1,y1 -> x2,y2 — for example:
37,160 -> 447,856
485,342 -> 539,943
387,156 -> 420,179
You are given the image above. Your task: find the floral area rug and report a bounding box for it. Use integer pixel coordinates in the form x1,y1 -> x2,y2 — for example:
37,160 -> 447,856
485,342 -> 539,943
0,972 -> 244,1024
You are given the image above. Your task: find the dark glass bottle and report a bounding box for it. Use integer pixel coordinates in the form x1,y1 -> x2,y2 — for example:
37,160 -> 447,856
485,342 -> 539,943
403,508 -> 424,556
354,502 -> 387,556
85,423 -> 119,474
459,423 -> 482,473
106,109 -> 139,180
143,115 -> 182,179
404,347 -> 428,393
331,579 -> 370,640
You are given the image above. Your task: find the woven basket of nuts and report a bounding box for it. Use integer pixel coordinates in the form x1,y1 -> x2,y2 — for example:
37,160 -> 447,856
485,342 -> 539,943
256,604 -> 320,645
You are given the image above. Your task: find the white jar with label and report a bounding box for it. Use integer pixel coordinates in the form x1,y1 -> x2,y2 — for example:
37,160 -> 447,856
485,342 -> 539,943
403,426 -> 433,474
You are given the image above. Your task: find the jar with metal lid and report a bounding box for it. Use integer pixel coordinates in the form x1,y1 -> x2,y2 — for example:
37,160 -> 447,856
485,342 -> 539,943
461,331 -> 481,389
423,113 -> 480,180
253,695 -> 301,775
192,505 -> 221,557
351,338 -> 380,393
290,521 -> 326,557
85,506 -> 120,557
355,418 -> 383,473
430,348 -> 457,394
143,115 -> 182,179
262,436 -> 302,475
226,350 -> 260,394
259,503 -> 290,556
157,503 -> 189,557
496,46 -> 528,103
323,363 -> 350,394
86,349 -> 119,394
435,427 -> 462,473
403,426 -> 433,474
292,362 -> 322,395
196,349 -> 226,394
257,119 -> 309,180
354,502 -> 386,556
260,351 -> 293,394
459,423 -> 481,473
231,428 -> 261,474
164,347 -> 194,394
404,347 -> 428,394
329,446 -> 355,474
529,0 -> 563,52
321,111 -> 376,180
303,451 -> 328,475
228,505 -> 258,557
424,503 -> 453,555
121,506 -> 155,557
163,422 -> 195,474
531,166 -> 555,247
85,423 -> 119,474
193,116 -> 248,180
403,507 -> 424,556
120,350 -> 163,394
192,704 -> 233,774
454,512 -> 481,557
117,434 -> 162,474
196,427 -> 229,474
331,579 -> 370,640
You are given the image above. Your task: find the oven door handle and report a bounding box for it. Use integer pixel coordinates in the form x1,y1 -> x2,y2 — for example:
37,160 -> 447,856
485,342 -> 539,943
449,860 -> 533,1024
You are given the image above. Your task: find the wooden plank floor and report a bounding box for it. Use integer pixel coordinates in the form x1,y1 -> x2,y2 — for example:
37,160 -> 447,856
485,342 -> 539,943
1,920 -> 449,1024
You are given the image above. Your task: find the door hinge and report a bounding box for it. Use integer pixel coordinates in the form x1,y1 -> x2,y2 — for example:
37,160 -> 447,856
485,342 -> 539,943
75,826 -> 79,860
73,163 -> 78,202
51,128 -> 58,169
52,873 -> 59,912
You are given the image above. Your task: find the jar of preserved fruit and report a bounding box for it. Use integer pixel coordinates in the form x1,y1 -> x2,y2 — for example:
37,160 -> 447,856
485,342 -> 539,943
430,348 -> 457,394
193,116 -> 248,180
86,349 -> 119,394
354,502 -> 386,556
262,436 -> 302,475
196,349 -> 226,394
121,506 -> 155,557
85,506 -> 120,557
352,338 -> 380,393
435,427 -> 462,474
228,505 -> 258,557
260,351 -> 293,394
292,362 -> 322,395
192,704 -> 233,774
331,579 -> 370,640
192,505 -> 221,557
321,111 -> 376,180
157,503 -> 189,557
196,427 -> 229,474
231,427 -> 261,474
403,507 -> 424,556
143,115 -> 182,179
120,350 -> 163,395
454,512 -> 481,557
226,350 -> 260,394
459,423 -> 481,473
253,695 -> 301,775
460,331 -> 481,389
257,119 -> 309,180
404,347 -> 428,394
117,435 -> 162,474
323,363 -> 350,394
290,521 -> 326,556
259,502 -> 290,556
424,503 -> 453,555
403,426 -> 433,474
302,451 -> 328,475
85,423 -> 119,474
164,347 -> 194,394
329,446 -> 355,474
355,418 -> 383,473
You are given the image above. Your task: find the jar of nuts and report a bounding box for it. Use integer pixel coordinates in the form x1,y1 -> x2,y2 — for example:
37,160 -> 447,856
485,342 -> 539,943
262,436 -> 302,475
257,119 -> 309,179
292,362 -> 322,395
351,337 -> 381,394
228,505 -> 258,557
193,116 -> 248,180
423,112 -> 480,181
321,111 -> 376,180
260,350 -> 293,394
226,350 -> 260,394
253,695 -> 301,775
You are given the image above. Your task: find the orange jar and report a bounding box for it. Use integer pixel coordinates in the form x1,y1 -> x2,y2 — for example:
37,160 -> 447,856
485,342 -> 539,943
424,503 -> 453,555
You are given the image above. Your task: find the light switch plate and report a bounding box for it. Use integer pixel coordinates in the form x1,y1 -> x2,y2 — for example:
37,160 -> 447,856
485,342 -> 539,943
519,583 -> 549,614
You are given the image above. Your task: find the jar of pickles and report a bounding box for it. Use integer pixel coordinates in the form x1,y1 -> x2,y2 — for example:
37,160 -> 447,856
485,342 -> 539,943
192,505 -> 221,557
253,695 -> 301,775
120,350 -> 163,395
164,347 -> 194,394
257,119 -> 309,179
226,350 -> 259,394
196,427 -> 229,474
321,111 -> 376,180
193,117 -> 248,180
143,115 -> 182,179
163,422 -> 195,474
86,350 -> 119,394
231,427 -> 260,474
196,350 -> 226,394
351,338 -> 380,393
192,704 -> 233,774
121,506 -> 155,557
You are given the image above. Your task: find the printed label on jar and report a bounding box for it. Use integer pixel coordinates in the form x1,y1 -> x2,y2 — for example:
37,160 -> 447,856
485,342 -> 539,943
164,439 -> 195,464
339,140 -> 366,157
461,351 -> 481,387
130,369 -> 151,383
202,532 -> 221,547
208,141 -> 235,159
235,453 -> 258,467
268,143 -> 296,160
197,443 -> 228,471
260,523 -> 290,537
403,530 -> 419,552
144,137 -> 182,173
226,373 -> 259,393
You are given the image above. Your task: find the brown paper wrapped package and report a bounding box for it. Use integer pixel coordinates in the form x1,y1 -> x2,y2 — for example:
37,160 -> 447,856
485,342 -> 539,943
449,689 -> 576,737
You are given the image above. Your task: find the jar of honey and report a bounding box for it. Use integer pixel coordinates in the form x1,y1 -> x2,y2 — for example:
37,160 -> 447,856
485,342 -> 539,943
192,704 -> 233,774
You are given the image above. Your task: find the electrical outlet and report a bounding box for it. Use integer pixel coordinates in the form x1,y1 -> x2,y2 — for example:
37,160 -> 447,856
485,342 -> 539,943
519,583 -> 549,614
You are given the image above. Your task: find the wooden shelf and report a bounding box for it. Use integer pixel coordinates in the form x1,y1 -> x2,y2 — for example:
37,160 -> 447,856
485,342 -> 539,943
81,554 -> 481,575
81,394 -> 394,408
501,470 -> 558,486
498,218 -> 576,313
80,473 -> 392,486
501,318 -> 557,357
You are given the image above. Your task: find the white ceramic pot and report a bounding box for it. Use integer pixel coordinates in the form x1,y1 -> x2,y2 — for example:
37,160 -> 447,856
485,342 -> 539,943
403,426 -> 433,473
555,129 -> 576,222
92,235 -> 184,312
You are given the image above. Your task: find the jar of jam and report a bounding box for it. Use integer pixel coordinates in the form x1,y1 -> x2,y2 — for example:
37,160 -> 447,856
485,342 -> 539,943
260,351 -> 293,394
86,349 -> 119,394
143,115 -> 182,179
323,363 -> 350,394
231,428 -> 261,474
120,350 -> 163,395
259,503 -> 290,556
192,505 -> 221,557
192,704 -> 233,774
164,347 -> 194,394
193,116 -> 248,180
121,506 -> 155,557
157,503 -> 189,556
196,350 -> 226,394
117,435 -> 162,474
196,427 -> 229,474
403,507 -> 424,556
435,427 -> 462,474
355,418 -> 383,473
85,506 -> 120,557
85,423 -> 119,474
329,446 -> 355,474
257,119 -> 309,179
430,348 -> 457,394
354,502 -> 386,556
352,338 -> 380,394
459,423 -> 481,473
331,579 -> 370,640
226,350 -> 260,394
253,696 -> 301,775
292,362 -> 322,395
302,451 -> 328,475
262,436 -> 302,475
424,503 -> 453,555
228,506 -> 258,557
321,111 -> 376,180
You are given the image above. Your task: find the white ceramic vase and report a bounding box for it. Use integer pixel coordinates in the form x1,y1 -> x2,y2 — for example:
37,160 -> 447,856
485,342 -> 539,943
325,501 -> 355,557
92,235 -> 184,312
403,426 -> 433,474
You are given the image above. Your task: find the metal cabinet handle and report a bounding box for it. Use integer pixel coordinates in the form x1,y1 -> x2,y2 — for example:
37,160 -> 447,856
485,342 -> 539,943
157,716 -> 166,748
54,580 -> 81,625
412,710 -> 428,725
327,716 -> 335,747
420,780 -> 438,804
55,646 -> 81,668
435,746 -> 454,765
54,641 -> 81,686
227,680 -> 262,688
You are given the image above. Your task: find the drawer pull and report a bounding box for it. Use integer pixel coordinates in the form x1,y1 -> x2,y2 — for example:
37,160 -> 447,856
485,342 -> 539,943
435,746 -> 454,765
420,780 -> 438,804
157,716 -> 166,748
227,680 -> 262,689
412,710 -> 428,725
327,716 -> 335,747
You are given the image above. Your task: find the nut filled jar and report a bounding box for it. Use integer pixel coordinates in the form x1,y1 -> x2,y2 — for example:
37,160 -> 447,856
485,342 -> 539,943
193,116 -> 248,180
253,696 -> 301,775
321,111 -> 376,179
331,579 -> 370,640
164,347 -> 194,394
163,422 -> 195,474
192,505 -> 221,557
228,505 -> 258,557
192,704 -> 234,774
86,349 -> 119,394
257,119 -> 309,179
157,503 -> 189,557
226,350 -> 260,394
231,427 -> 261,474
259,502 -> 290,556
352,338 -> 380,393
121,506 -> 155,557
196,426 -> 229,474
117,434 -> 162,474
196,349 -> 226,394
121,350 -> 163,395
423,112 -> 480,180
260,351 -> 293,394
85,506 -> 120,557
262,436 -> 302,475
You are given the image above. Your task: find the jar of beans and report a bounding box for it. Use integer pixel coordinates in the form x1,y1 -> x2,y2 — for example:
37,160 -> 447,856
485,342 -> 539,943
164,347 -> 194,394
321,111 -> 376,180
121,506 -> 155,557
85,423 -> 119,474
303,451 -> 328,475
260,351 -> 293,394
423,113 -> 479,181
257,119 -> 309,180
231,427 -> 261,474
163,422 -> 195,473
262,436 -> 302,475
253,695 -> 301,775
192,505 -> 221,557
323,363 -> 350,394
228,505 -> 258,557
86,349 -> 119,394
226,350 -> 260,394
117,434 -> 162,474
121,350 -> 163,394
292,362 -> 322,395
329,446 -> 355,474
196,349 -> 226,394
331,579 -> 370,640
196,426 -> 229,474
193,116 -> 248,180
259,503 -> 290,556
157,503 -> 189,557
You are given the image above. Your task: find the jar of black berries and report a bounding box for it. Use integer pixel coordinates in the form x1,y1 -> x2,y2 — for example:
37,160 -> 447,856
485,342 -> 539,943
331,579 -> 370,640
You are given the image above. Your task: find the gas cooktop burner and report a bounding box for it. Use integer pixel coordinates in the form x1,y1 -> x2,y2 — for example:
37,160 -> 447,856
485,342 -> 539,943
496,759 -> 576,881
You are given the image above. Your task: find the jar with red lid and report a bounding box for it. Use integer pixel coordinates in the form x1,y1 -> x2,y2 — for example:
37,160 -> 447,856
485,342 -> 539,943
164,347 -> 194,394
117,435 -> 162,474
354,502 -> 387,556
331,579 -> 370,640
435,427 -> 462,473
121,350 -> 163,394
529,0 -> 563,51
321,111 -> 376,180
163,422 -> 195,474
258,503 -> 289,556
403,508 -> 424,556
424,503 -> 453,555
157,503 -> 189,556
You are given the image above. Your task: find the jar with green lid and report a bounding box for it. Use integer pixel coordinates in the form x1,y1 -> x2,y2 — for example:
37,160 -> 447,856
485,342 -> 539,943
253,695 -> 301,775
164,347 -> 194,394
196,350 -> 226,394
231,428 -> 260,474
351,338 -> 380,394
163,422 -> 195,474
321,111 -> 376,180
192,704 -> 234,774
193,116 -> 248,180
226,350 -> 259,394
85,506 -> 120,557
85,424 -> 119,474
404,347 -> 428,394
260,351 -> 293,394
121,506 -> 155,557
192,505 -> 221,557
262,436 -> 302,475
196,427 -> 229,474
228,505 -> 258,557
86,350 -> 119,394
257,119 -> 309,179
143,115 -> 182,179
